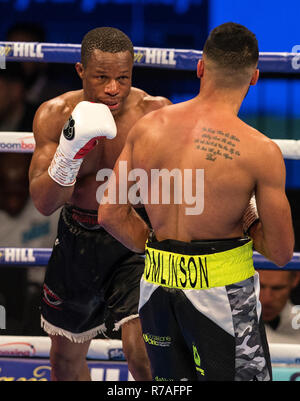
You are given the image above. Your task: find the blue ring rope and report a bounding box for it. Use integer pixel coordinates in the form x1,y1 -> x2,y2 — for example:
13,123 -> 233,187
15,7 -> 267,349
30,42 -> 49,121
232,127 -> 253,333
0,42 -> 299,73
0,247 -> 299,270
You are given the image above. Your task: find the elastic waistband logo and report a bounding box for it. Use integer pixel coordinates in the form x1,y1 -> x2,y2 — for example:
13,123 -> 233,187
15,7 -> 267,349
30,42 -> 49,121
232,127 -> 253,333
144,248 -> 210,290
144,242 -> 254,290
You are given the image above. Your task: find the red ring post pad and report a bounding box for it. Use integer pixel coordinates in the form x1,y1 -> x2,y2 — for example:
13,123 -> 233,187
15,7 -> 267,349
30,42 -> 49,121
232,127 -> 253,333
1,42 -> 300,73
0,247 -> 299,270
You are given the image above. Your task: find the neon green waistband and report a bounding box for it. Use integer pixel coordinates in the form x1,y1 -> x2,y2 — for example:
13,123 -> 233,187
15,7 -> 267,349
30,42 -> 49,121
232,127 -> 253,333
144,240 -> 255,290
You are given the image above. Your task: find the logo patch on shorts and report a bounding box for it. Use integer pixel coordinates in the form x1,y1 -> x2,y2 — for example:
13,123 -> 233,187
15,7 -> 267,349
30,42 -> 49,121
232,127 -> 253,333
63,116 -> 75,140
193,343 -> 205,376
143,333 -> 171,347
43,284 -> 63,310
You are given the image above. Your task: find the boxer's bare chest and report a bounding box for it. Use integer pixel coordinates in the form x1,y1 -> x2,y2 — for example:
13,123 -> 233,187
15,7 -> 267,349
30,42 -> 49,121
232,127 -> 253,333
78,105 -> 145,174
70,100 -> 147,208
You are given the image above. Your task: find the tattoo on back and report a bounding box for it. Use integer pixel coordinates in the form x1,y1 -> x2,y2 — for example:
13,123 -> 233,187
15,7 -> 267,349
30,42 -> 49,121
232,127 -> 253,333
194,127 -> 241,162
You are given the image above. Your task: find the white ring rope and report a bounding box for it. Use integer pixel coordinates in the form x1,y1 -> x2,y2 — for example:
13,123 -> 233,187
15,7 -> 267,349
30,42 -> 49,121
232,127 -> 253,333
0,132 -> 300,159
0,335 -> 297,365
0,335 -> 124,360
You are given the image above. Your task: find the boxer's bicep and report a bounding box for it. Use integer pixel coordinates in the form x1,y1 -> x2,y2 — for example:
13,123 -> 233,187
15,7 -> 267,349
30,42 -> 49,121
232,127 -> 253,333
30,102 -> 63,181
256,143 -> 288,230
255,143 -> 294,264
29,103 -> 74,215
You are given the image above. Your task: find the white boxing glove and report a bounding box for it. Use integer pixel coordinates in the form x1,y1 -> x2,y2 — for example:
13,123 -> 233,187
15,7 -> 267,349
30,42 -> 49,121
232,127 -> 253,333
242,195 -> 259,234
48,101 -> 116,186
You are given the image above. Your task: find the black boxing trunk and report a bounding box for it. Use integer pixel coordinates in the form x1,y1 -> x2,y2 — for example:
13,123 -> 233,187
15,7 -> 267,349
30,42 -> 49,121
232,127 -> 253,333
41,204 -> 148,342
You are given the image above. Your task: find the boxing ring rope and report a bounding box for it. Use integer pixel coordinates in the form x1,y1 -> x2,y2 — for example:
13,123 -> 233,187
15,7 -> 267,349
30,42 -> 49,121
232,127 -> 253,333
1,41 -> 300,73
2,131 -> 300,159
1,42 -> 300,381
0,247 -> 300,271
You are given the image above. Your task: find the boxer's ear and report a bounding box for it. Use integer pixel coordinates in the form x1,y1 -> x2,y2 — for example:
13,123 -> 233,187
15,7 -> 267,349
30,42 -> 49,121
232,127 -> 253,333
197,59 -> 204,79
75,62 -> 84,80
250,69 -> 259,86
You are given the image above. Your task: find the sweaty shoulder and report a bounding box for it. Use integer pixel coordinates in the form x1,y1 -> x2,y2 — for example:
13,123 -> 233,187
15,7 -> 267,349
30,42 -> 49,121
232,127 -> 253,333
127,96 -> 174,146
33,90 -> 83,142
240,123 -> 285,173
245,124 -> 283,156
130,86 -> 172,114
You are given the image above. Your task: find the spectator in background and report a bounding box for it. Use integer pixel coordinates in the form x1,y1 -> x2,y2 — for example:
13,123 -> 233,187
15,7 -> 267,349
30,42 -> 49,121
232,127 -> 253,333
0,153 -> 60,246
0,23 -> 70,335
259,269 -> 300,344
6,22 -> 75,105
0,63 -> 36,132
0,153 -> 60,335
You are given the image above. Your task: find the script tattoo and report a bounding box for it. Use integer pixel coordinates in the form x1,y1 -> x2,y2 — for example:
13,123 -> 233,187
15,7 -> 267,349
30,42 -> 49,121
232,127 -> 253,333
194,127 -> 241,162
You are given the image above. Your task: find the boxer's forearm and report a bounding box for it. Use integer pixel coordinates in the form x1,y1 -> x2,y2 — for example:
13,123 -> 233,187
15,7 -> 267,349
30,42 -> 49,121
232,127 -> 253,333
98,204 -> 150,253
249,222 -> 280,266
248,221 -> 266,254
30,170 -> 74,216
249,221 -> 292,267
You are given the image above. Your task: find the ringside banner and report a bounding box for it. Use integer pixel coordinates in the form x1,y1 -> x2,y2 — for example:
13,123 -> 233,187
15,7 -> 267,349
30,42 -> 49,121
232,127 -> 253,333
0,358 -> 130,381
0,132 -> 35,153
0,336 -> 125,360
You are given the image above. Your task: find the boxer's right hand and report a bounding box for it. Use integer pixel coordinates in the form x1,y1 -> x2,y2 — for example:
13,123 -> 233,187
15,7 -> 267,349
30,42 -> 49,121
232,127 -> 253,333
59,101 -> 117,160
48,101 -> 116,186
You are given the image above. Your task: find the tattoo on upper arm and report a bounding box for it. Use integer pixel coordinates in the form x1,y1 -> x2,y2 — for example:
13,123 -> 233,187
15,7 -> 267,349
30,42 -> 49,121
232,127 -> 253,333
194,127 -> 241,162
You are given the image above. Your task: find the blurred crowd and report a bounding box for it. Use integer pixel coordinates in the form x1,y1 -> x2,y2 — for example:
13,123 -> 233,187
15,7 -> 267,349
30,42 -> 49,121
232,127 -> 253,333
0,22 -> 300,346
0,23 -> 71,335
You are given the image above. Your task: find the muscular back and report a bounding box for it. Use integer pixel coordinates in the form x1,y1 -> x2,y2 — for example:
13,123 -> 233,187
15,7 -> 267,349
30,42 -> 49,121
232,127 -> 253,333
129,97 -> 285,241
30,87 -> 170,211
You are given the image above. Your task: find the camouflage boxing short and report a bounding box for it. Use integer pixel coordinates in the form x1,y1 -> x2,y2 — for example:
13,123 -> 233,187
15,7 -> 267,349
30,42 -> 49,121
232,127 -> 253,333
139,236 -> 272,381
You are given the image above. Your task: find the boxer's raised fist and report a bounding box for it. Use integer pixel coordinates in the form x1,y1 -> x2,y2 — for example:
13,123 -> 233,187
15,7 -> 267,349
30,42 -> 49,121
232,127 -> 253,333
59,101 -> 116,160
48,101 -> 116,186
